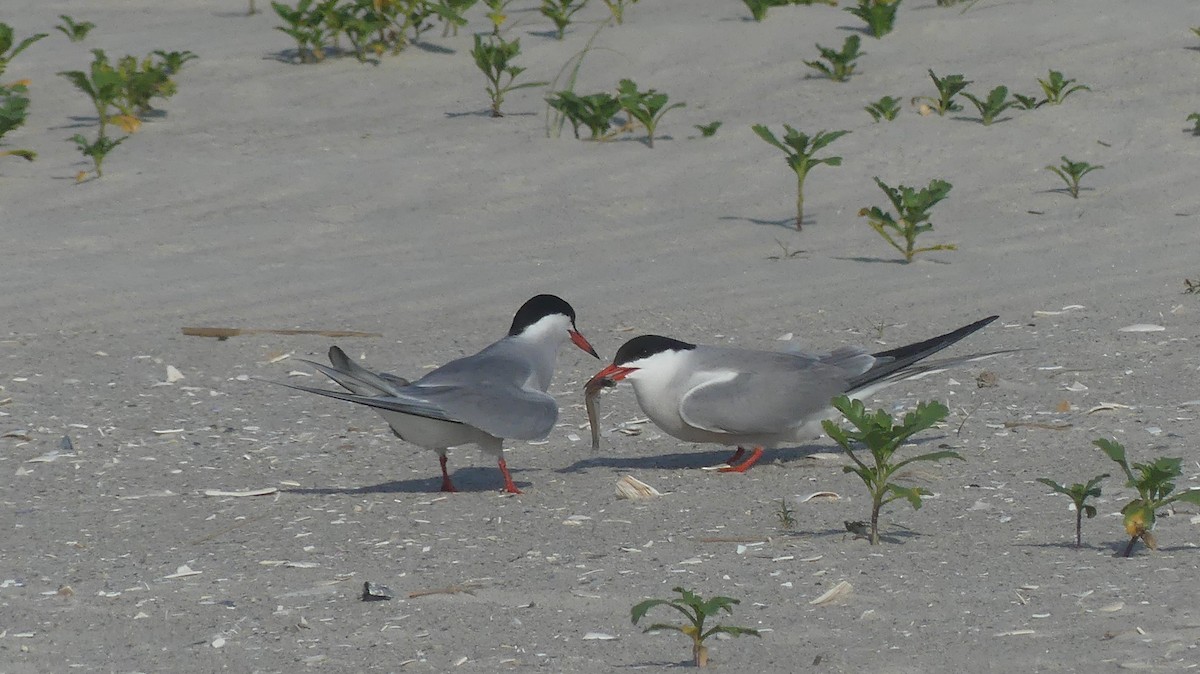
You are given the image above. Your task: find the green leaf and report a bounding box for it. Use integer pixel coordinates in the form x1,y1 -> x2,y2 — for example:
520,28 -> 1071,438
631,598 -> 675,625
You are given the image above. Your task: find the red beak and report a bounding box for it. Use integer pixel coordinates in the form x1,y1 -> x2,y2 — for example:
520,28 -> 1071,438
569,329 -> 600,359
586,363 -> 637,390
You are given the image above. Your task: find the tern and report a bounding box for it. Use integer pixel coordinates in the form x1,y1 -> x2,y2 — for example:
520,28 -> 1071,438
270,294 -> 599,493
586,316 -> 1000,472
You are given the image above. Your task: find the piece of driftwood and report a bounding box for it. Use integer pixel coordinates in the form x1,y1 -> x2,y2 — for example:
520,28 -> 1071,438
181,326 -> 383,340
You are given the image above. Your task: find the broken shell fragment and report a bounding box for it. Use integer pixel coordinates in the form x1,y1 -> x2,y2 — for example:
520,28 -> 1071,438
615,475 -> 662,500
809,580 -> 853,606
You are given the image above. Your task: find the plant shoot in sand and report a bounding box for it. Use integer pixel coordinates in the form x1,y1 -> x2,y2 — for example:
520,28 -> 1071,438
859,177 -> 955,263
961,85 -> 1016,125
775,497 -> 797,529
694,121 -> 722,137
823,396 -> 960,545
472,34 -> 546,117
1046,156 -> 1102,198
752,124 -> 849,230
601,0 -> 639,24
0,83 -> 35,161
546,90 -> 620,139
911,70 -> 972,116
804,35 -> 863,82
0,23 -> 48,78
58,50 -> 125,136
1095,438 -> 1200,557
865,95 -> 901,122
617,79 -> 684,148
55,15 -> 96,43
1037,473 -> 1108,547
272,0 -> 335,63
1186,113 -> 1200,136
70,132 -> 126,180
631,587 -> 760,668
540,0 -> 586,40
1037,70 -> 1089,105
845,0 -> 900,39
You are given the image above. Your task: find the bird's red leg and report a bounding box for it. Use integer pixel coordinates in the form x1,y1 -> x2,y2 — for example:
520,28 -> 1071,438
722,447 -> 746,465
497,457 -> 523,494
438,454 -> 458,492
719,446 -> 764,473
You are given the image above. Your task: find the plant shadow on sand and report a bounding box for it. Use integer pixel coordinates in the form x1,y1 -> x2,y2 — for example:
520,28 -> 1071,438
718,215 -> 805,230
831,255 -> 950,264
283,466 -> 526,494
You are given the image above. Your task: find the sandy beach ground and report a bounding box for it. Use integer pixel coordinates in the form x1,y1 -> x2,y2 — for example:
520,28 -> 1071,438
2,0 -> 1200,671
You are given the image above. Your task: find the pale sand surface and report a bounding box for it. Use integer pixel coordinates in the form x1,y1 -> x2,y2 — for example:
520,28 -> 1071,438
2,0 -> 1200,671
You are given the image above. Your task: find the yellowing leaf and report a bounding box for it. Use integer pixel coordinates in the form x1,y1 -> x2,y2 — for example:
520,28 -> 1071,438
112,114 -> 141,133
75,170 -> 89,183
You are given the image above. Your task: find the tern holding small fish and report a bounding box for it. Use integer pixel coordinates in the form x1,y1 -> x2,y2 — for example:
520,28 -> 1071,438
586,316 -> 1003,471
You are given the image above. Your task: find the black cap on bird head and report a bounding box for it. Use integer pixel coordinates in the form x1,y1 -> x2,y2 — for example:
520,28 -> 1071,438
509,294 -> 578,336
613,335 -> 696,366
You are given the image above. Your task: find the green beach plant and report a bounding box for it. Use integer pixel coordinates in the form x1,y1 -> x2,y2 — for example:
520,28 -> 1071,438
70,131 -> 126,180
631,587 -> 761,668
859,177 -> 955,262
911,70 -> 972,116
845,0 -> 900,39
751,124 -> 849,230
0,82 -> 35,161
546,90 -> 621,139
865,95 -> 901,121
1095,438 -> 1200,557
58,50 -> 125,135
472,34 -> 545,117
804,35 -> 863,82
540,0 -> 587,40
483,0 -> 515,34
1188,113 -> 1200,136
961,85 -> 1016,125
272,0 -> 336,63
1046,156 -> 1102,198
1011,92 -> 1041,110
1037,473 -> 1108,547
601,0 -> 638,24
823,396 -> 960,545
0,23 -> 48,78
694,121 -> 722,137
55,15 -> 96,43
617,79 -> 684,148
1037,70 -> 1089,106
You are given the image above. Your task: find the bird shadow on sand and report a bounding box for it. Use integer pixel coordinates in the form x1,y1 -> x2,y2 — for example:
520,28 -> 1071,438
283,466 -> 525,495
718,215 -> 802,230
557,445 -> 835,473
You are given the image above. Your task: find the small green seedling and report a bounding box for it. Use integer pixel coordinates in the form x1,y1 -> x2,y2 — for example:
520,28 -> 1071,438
55,15 -> 96,43
547,90 -> 621,139
859,177 -> 955,263
865,95 -> 901,122
58,50 -> 125,136
1010,92 -> 1041,110
113,50 -> 198,121
617,79 -> 684,148
961,85 -> 1016,125
0,23 -> 48,78
694,121 -> 722,137
483,0 -> 515,34
1095,438 -> 1200,557
845,0 -> 900,39
1037,70 -> 1089,106
804,35 -> 863,82
742,0 -> 792,21
766,238 -> 804,260
912,70 -> 972,116
823,396 -> 961,545
1045,156 -> 1102,199
631,587 -> 761,668
775,497 -> 797,529
472,35 -> 546,117
272,0 -> 336,63
601,0 -> 639,24
1037,474 -> 1108,547
540,0 -> 586,40
0,82 -> 35,161
70,131 -> 126,180
751,124 -> 849,230
1186,113 -> 1200,136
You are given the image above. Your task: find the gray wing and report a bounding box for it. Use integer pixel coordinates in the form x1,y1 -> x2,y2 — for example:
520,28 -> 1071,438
677,348 -> 865,435
274,346 -> 558,440
295,346 -> 411,397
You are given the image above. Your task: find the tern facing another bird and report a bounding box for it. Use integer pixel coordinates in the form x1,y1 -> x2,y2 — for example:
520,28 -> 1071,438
586,316 -> 1001,472
269,294 -> 598,494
